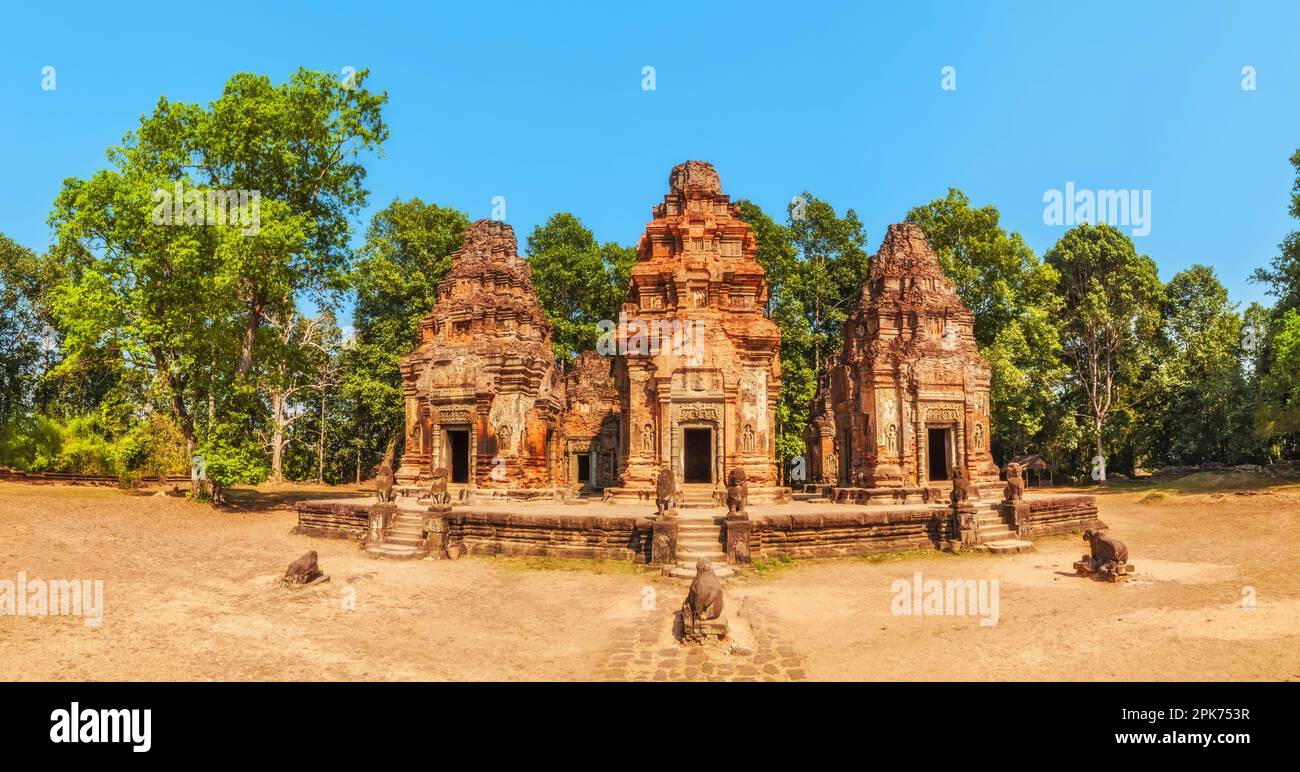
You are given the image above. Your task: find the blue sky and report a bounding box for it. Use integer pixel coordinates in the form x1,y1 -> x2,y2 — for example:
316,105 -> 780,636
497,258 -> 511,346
3,0 -> 1298,324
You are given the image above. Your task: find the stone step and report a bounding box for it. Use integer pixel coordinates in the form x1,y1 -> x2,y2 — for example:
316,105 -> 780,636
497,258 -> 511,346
675,519 -> 723,528
365,544 -> 423,559
977,529 -> 1014,541
670,563 -> 736,579
678,552 -> 727,564
678,542 -> 723,552
678,533 -> 722,542
982,539 -> 1034,554
678,528 -> 721,537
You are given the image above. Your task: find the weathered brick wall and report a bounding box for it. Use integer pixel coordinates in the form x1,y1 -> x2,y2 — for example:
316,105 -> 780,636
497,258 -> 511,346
293,499 -> 652,560
740,494 -> 1102,560
742,509 -> 939,559
1018,494 -> 1102,538
448,511 -> 648,561
294,494 -> 1101,563
293,501 -> 370,540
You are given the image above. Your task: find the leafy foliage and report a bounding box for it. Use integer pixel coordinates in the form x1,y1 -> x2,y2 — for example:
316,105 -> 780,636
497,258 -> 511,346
525,213 -> 637,365
907,189 -> 1066,459
1044,223 -> 1163,480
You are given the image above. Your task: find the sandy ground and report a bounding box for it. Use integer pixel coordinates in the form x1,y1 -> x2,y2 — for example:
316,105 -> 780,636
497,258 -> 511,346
1,475 -> 1297,681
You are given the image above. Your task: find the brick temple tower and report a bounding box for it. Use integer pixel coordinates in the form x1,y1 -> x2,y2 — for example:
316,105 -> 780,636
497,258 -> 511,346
608,161 -> 787,502
396,220 -> 563,494
828,222 -> 1000,500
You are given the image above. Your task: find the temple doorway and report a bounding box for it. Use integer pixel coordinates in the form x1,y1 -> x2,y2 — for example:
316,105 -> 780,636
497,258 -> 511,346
927,427 -> 952,481
683,427 -> 713,484
576,454 -> 591,485
446,428 -> 470,484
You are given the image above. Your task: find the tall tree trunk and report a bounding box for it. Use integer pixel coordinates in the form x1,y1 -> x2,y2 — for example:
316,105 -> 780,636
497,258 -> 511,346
235,296 -> 265,381
270,392 -> 285,484
1094,420 -> 1107,484
152,348 -> 197,494
317,388 -> 326,484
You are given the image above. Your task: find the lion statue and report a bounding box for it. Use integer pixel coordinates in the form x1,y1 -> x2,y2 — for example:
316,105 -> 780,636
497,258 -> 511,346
427,467 -> 450,506
374,462 -> 396,504
655,466 -> 677,517
283,550 -> 324,586
681,559 -> 724,635
950,467 -> 973,505
725,468 -> 749,517
1003,462 -> 1025,502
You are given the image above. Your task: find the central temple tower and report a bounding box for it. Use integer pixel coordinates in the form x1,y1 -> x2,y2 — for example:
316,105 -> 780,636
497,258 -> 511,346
827,222 -> 1001,500
609,161 -> 787,501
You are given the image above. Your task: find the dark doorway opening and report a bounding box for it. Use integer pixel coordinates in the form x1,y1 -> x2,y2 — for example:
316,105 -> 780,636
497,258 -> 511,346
447,429 -> 470,484
683,428 -> 712,483
927,428 -> 951,481
576,454 -> 591,484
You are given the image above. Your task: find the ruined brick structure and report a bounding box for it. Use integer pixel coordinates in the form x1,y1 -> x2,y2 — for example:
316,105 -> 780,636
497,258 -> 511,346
396,219 -> 563,493
607,161 -> 786,502
803,355 -> 839,488
559,351 -> 621,492
824,222 -> 1000,501
396,163 -> 787,501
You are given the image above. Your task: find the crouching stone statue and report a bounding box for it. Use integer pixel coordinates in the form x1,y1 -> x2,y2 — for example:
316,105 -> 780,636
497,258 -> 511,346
655,466 -> 677,518
679,559 -> 727,642
1074,528 -> 1133,582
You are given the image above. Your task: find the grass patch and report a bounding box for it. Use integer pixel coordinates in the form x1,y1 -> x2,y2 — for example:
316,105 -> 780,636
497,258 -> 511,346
750,546 -> 983,576
1159,470 -> 1280,493
1139,491 -> 1167,504
752,554 -> 795,575
492,556 -> 645,575
861,547 -> 982,564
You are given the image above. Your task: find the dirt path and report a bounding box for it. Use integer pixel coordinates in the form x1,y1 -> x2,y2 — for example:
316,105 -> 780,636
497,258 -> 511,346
1,478 -> 1297,681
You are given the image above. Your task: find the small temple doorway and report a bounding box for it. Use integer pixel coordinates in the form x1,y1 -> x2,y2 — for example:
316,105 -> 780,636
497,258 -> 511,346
682,427 -> 713,484
576,454 -> 591,485
446,428 -> 471,484
927,427 -> 952,481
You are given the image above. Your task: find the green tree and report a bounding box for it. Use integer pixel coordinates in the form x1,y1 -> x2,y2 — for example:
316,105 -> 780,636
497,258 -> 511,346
1251,149 -> 1300,315
183,69 -> 389,380
786,193 -> 871,372
1142,266 -> 1250,464
525,213 -> 636,364
339,199 -> 469,474
1249,149 -> 1300,458
0,234 -> 44,429
43,69 -> 387,497
1044,223 -> 1163,482
735,200 -> 812,465
1254,308 -> 1300,449
907,189 -> 1066,460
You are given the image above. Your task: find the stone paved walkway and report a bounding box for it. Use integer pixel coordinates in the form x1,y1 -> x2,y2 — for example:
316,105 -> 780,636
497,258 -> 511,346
597,594 -> 807,681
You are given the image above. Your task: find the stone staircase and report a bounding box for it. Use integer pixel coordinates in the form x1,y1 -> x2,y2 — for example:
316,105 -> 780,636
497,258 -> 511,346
668,508 -> 735,579
365,509 -> 426,559
973,503 -> 1034,554
676,484 -> 722,509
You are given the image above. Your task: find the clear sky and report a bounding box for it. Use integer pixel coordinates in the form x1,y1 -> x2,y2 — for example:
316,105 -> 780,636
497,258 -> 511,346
3,0 -> 1298,323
